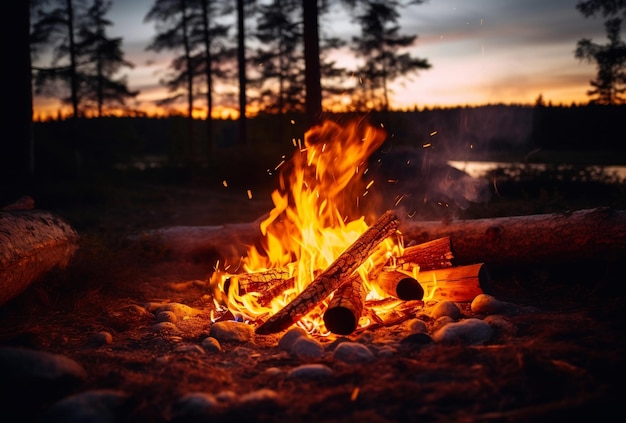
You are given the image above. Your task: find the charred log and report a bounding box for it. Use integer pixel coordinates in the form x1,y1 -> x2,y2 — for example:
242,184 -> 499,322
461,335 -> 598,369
323,275 -> 366,335
255,210 -> 399,335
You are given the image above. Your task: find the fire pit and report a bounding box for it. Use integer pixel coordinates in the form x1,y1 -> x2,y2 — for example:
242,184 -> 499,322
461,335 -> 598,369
0,119 -> 624,422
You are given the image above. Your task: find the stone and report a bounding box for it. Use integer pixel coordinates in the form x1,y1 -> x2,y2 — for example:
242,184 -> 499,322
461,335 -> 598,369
46,390 -> 128,423
332,342 -> 375,364
209,321 -> 254,343
432,318 -> 493,345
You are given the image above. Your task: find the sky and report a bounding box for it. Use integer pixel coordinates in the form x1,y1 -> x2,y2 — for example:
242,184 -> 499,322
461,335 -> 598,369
32,0 -> 610,118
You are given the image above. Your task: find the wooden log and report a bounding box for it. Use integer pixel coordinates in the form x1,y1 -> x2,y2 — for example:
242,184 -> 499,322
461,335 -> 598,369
323,275 -> 366,335
226,271 -> 296,307
397,237 -> 453,270
399,207 -> 626,266
255,210 -> 399,335
0,210 -> 79,306
375,270 -> 424,300
418,263 -> 487,302
128,208 -> 626,266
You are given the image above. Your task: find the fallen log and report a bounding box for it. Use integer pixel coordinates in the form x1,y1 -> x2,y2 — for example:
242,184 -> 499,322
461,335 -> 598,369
255,210 -> 399,335
129,208 -> 626,266
0,210 -> 79,306
399,207 -> 626,265
397,237 -> 453,270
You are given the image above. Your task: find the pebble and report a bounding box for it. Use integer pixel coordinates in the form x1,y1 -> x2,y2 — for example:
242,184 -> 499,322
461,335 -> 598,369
332,341 -> 375,363
433,315 -> 455,330
432,318 -> 493,345
430,301 -> 462,320
407,318 -> 428,334
150,302 -> 199,319
156,310 -> 178,323
0,347 -> 87,405
151,321 -> 182,335
290,337 -> 324,361
209,321 -> 254,343
484,315 -> 518,337
239,388 -> 279,405
89,331 -> 113,346
287,363 -> 333,379
172,392 -> 218,418
278,327 -> 308,351
46,390 -> 128,423
201,336 -> 222,352
215,390 -> 237,403
471,294 -> 518,315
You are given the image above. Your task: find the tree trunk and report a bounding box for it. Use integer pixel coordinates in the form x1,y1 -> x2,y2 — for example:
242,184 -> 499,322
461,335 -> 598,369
236,0 -> 248,146
0,210 -> 79,306
303,0 -> 322,127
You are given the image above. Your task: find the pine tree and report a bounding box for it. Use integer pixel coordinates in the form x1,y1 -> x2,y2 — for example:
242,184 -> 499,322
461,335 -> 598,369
349,0 -> 430,111
576,17 -> 626,104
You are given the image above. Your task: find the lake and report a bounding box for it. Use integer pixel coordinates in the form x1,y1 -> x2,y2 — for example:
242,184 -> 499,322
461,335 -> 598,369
448,161 -> 626,181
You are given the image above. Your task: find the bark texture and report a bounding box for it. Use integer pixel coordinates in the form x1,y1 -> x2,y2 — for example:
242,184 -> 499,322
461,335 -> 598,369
0,210 -> 79,306
400,208 -> 626,265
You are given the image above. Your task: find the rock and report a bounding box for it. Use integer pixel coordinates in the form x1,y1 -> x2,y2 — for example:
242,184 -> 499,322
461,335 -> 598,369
332,342 -> 375,364
174,344 -> 205,355
432,318 -> 493,345
430,301 -> 461,320
400,332 -> 433,347
209,321 -> 254,343
156,310 -> 178,323
239,388 -> 279,405
150,302 -> 200,319
471,294 -> 518,315
278,327 -> 308,351
89,331 -> 113,346
201,336 -> 222,352
407,318 -> 428,334
46,390 -> 128,423
151,321 -> 181,335
0,347 -> 87,406
172,392 -> 218,419
290,337 -> 324,361
287,364 -> 333,379
484,315 -> 518,337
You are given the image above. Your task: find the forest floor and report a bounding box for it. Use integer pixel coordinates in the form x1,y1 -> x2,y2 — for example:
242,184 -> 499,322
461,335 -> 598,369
0,170 -> 625,422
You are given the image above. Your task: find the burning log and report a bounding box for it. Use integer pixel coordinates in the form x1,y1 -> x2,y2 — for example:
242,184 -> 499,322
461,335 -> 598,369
397,237 -> 453,270
255,210 -> 400,335
375,270 -> 424,301
418,263 -> 487,302
323,275 -> 366,335
0,209 -> 79,306
225,268 -> 295,307
400,208 -> 626,266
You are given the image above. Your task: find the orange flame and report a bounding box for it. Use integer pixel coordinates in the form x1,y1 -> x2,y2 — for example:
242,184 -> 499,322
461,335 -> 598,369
210,120 -> 405,331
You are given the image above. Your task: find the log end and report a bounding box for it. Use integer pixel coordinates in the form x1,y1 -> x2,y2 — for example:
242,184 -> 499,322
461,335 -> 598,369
396,278 -> 424,300
323,307 -> 358,335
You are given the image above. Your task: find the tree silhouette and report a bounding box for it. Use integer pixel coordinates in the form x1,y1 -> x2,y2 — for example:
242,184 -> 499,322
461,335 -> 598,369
303,0 -> 322,126
349,0 -> 430,111
31,0 -> 137,117
576,17 -> 626,104
251,0 -> 305,115
75,0 -> 138,117
576,0 -> 626,18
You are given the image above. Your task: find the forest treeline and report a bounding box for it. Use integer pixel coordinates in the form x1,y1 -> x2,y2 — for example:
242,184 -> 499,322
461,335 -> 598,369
32,105 -> 626,182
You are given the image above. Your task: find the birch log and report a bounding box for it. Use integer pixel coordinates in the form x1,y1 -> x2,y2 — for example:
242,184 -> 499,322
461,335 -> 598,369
0,210 -> 79,306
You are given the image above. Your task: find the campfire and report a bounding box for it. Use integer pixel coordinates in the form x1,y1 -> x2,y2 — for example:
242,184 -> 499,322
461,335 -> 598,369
209,120 -> 485,336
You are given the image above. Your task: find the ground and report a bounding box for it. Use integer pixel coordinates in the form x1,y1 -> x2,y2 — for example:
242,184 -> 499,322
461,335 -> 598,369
0,181 -> 624,422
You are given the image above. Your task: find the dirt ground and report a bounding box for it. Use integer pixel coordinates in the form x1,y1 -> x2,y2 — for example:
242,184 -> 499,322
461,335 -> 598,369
0,184 -> 624,422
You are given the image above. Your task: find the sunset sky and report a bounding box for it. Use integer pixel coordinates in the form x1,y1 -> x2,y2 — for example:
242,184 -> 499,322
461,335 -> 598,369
32,0 -> 610,118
